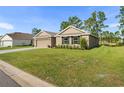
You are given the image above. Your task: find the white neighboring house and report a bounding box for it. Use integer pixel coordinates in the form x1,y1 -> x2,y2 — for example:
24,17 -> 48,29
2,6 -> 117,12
0,36 -> 2,47
0,32 -> 33,47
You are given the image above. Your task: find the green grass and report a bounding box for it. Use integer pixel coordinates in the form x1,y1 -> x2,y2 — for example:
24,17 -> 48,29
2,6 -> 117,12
0,46 -> 32,50
0,46 -> 124,86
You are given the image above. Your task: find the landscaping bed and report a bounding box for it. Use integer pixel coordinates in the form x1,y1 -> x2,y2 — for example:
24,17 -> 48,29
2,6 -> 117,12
0,46 -> 124,86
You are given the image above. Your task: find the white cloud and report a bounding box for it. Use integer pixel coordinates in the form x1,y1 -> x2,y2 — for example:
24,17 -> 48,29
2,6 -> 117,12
0,22 -> 14,30
109,23 -> 119,28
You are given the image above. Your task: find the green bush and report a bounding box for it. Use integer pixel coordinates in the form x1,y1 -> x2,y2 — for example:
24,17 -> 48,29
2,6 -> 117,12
73,45 -> 76,49
60,45 -> 62,48
69,45 -> 72,49
56,44 -> 61,48
65,44 -> 67,48
66,44 -> 69,49
76,46 -> 80,49
80,38 -> 87,49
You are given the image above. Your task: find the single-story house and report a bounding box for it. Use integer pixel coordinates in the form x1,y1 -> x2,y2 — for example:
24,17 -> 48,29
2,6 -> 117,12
33,31 -> 56,48
33,26 -> 99,48
0,32 -> 33,47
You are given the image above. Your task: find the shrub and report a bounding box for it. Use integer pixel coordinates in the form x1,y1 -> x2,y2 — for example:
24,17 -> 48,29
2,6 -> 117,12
69,45 -> 72,49
73,45 -> 76,49
117,42 -> 124,46
76,46 -> 80,49
56,44 -> 61,48
80,38 -> 87,49
60,45 -> 63,48
65,45 -> 67,48
63,45 -> 66,48
66,44 -> 69,49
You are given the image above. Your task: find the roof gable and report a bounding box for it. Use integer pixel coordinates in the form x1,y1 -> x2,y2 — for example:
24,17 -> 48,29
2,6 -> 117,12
34,31 -> 56,38
0,34 -> 12,41
56,26 -> 86,36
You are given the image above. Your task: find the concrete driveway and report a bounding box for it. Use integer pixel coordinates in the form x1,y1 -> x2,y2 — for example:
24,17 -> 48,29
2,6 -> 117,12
0,48 -> 36,54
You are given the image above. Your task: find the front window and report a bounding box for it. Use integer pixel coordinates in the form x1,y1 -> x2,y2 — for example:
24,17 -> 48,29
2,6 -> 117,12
62,37 -> 69,44
72,36 -> 80,44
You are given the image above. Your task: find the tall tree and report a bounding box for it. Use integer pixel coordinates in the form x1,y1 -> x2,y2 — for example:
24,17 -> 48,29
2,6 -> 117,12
101,31 -> 121,44
60,21 -> 69,31
60,16 -> 83,30
114,31 -> 120,43
121,29 -> 124,43
101,31 -> 110,43
83,11 -> 108,37
116,6 -> 124,29
116,6 -> 124,43
32,28 -> 41,36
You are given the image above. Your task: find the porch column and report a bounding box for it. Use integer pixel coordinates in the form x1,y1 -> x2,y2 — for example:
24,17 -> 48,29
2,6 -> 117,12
69,36 -> 72,44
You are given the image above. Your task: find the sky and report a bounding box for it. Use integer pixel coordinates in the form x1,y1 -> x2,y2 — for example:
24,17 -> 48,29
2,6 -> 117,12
0,6 -> 120,35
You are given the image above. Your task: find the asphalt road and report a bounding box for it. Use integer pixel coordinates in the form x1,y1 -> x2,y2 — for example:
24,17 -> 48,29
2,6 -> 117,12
0,70 -> 20,87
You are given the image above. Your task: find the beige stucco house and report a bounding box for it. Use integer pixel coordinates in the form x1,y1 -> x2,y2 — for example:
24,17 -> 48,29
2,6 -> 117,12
33,31 -> 56,48
34,26 -> 99,48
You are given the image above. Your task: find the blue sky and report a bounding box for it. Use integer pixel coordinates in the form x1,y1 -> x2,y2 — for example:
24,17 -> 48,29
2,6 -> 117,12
0,6 -> 120,35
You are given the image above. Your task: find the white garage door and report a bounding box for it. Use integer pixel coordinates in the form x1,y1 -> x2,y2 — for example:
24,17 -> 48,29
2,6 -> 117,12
2,41 -> 12,47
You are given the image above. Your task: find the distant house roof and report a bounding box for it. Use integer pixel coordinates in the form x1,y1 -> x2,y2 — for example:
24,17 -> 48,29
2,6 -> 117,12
6,32 -> 33,40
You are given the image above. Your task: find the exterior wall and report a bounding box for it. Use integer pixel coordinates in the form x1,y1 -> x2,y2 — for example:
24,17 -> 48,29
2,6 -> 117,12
51,37 -> 56,47
88,35 -> 99,48
56,26 -> 99,48
0,35 -> 13,47
0,41 -> 13,47
56,36 -> 62,45
13,40 -> 32,46
33,38 -> 37,47
56,35 -> 99,49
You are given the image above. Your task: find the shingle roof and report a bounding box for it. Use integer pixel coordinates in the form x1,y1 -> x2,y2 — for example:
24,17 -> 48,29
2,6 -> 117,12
7,32 -> 33,40
45,31 -> 57,36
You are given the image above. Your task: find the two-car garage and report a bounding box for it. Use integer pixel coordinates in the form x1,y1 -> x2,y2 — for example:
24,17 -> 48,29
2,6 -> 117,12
34,31 -> 56,48
36,38 -> 51,48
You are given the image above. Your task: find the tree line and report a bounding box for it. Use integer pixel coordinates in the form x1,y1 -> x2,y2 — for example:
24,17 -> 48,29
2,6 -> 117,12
32,6 -> 124,45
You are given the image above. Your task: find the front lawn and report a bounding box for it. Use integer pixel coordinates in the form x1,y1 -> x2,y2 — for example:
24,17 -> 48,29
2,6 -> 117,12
0,46 -> 124,86
0,46 -> 32,50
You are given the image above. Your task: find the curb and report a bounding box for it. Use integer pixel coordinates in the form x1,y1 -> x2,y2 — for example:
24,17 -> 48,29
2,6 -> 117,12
0,60 -> 55,87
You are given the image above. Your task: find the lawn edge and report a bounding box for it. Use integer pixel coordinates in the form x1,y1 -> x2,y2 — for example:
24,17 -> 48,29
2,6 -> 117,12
0,60 -> 55,87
